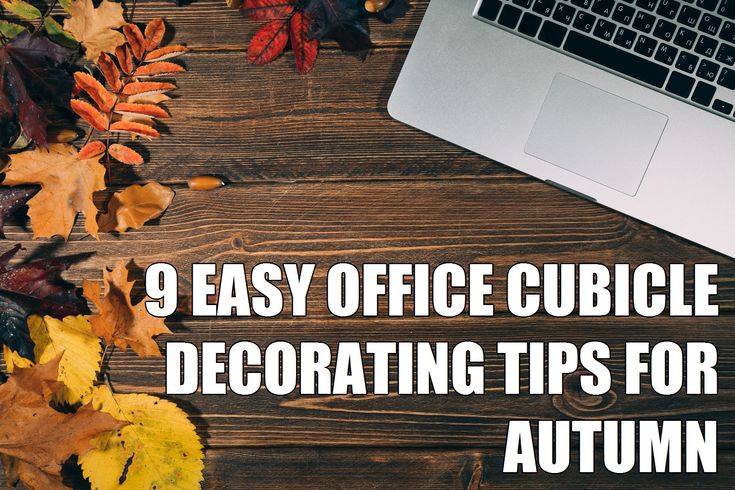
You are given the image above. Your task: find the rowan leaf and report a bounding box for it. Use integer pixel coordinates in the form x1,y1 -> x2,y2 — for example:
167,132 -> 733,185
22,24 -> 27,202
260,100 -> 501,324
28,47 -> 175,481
0,358 -> 125,489
80,385 -> 204,490
97,52 -> 122,91
78,140 -> 107,159
0,186 -> 38,238
113,102 -> 169,119
109,120 -> 160,138
63,0 -> 127,61
247,19 -> 289,65
98,183 -> 174,233
43,16 -> 78,49
73,72 -> 116,112
2,144 -> 105,239
0,0 -> 41,20
240,0 -> 296,20
3,315 -> 102,405
122,81 -> 177,96
116,44 -> 134,74
135,61 -> 185,77
70,99 -> 108,131
122,23 -> 146,60
107,143 -> 144,165
83,261 -> 172,357
290,11 -> 318,75
144,45 -> 188,62
144,18 -> 166,50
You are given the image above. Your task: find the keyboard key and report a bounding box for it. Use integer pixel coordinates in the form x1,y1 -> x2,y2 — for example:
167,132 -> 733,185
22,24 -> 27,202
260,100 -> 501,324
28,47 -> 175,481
636,0 -> 658,10
533,0 -> 557,16
539,20 -> 568,45
718,0 -> 735,20
697,59 -> 721,79
678,5 -> 702,26
695,34 -> 719,56
717,67 -> 735,88
698,13 -> 722,35
553,3 -> 576,24
563,30 -> 670,86
477,0 -> 502,21
612,3 -> 635,24
720,21 -> 735,42
571,0 -> 592,7
716,43 -> 735,64
514,0 -> 534,7
614,26 -> 638,48
692,81 -> 717,104
518,12 -> 544,36
635,34 -> 659,56
633,11 -> 656,32
713,99 -> 734,114
573,11 -> 597,32
592,0 -> 615,16
655,43 -> 679,64
498,4 -> 523,28
654,19 -> 677,41
665,71 -> 696,96
675,26 -> 698,48
657,0 -> 681,18
695,0 -> 717,10
676,51 -> 700,71
594,19 -> 617,40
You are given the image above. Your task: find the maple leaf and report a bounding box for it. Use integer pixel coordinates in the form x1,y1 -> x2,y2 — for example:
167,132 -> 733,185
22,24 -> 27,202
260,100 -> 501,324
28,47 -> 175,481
63,0 -> 127,62
83,261 -> 171,357
0,186 -> 38,238
80,385 -> 204,490
2,143 -> 106,239
98,182 -> 175,233
290,11 -> 318,74
0,356 -> 125,489
0,31 -> 74,146
4,315 -> 102,405
247,18 -> 290,64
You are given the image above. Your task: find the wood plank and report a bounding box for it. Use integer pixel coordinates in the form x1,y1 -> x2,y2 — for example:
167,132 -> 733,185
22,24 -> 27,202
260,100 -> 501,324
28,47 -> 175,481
202,447 -> 735,488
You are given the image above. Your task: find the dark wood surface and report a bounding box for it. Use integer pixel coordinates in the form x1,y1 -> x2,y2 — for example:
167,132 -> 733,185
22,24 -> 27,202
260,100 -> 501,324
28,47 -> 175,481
2,0 -> 735,487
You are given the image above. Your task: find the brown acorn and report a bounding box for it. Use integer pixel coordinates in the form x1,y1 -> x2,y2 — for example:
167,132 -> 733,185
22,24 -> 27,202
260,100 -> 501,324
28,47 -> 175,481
365,0 -> 391,13
187,175 -> 225,190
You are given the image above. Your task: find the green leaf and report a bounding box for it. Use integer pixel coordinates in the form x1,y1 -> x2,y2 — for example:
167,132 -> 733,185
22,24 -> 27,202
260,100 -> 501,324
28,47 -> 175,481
0,0 -> 42,20
59,0 -> 73,14
0,20 -> 26,39
44,16 -> 78,48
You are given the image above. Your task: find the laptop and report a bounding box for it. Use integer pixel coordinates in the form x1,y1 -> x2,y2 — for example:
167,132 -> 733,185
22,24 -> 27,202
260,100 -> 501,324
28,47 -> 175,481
388,0 -> 735,258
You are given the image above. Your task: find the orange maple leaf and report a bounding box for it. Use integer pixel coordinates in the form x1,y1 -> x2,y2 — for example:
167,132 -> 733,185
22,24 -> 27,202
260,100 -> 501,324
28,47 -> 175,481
2,144 -> 105,240
83,262 -> 172,357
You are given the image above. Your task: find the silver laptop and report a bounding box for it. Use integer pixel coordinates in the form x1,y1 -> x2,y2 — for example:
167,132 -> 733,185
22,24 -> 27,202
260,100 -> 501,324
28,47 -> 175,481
388,0 -> 735,258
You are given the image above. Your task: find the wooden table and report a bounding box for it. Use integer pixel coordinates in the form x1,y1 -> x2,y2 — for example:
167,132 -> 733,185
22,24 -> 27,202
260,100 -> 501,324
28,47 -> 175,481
3,1 -> 735,487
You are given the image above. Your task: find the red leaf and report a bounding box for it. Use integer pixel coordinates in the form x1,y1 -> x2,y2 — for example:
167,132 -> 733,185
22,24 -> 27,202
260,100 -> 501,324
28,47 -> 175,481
78,141 -> 107,159
247,19 -> 289,65
97,53 -> 122,92
116,45 -> 134,74
73,72 -> 116,113
70,99 -> 108,131
144,18 -> 166,50
290,12 -> 318,75
123,24 -> 146,60
241,0 -> 296,20
108,144 -> 144,165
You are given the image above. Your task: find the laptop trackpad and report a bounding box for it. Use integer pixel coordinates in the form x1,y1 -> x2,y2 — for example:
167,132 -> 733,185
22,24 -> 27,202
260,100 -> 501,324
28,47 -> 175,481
524,73 -> 668,196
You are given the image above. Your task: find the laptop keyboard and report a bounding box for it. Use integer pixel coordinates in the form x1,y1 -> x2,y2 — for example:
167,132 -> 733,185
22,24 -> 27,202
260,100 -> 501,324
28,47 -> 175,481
474,0 -> 735,119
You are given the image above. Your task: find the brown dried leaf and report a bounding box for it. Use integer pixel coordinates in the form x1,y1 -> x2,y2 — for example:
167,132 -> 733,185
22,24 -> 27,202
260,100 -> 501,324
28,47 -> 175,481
70,99 -> 108,131
63,0 -> 127,61
2,144 -> 105,239
98,182 -> 174,231
73,72 -> 116,112
83,261 -> 172,356
107,144 -> 143,165
109,121 -> 160,139
144,18 -> 165,50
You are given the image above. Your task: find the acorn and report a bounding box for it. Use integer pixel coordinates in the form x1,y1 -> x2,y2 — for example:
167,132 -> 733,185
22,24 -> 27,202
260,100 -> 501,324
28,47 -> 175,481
365,0 -> 391,13
187,175 -> 225,191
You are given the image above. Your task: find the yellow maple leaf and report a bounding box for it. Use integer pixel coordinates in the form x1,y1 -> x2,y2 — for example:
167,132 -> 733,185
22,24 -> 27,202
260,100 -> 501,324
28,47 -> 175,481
83,261 -> 172,357
3,315 -> 102,405
63,0 -> 126,62
2,143 -> 105,239
80,385 -> 204,490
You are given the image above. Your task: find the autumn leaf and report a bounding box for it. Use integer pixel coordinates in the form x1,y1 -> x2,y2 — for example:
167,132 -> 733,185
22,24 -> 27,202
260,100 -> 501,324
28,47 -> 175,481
0,357 -> 125,489
3,315 -> 102,405
0,0 -> 41,20
0,186 -> 38,238
241,0 -> 296,20
83,261 -> 171,357
247,18 -> 289,65
290,11 -> 318,74
2,144 -> 106,239
144,18 -> 166,50
0,32 -> 74,146
98,183 -> 174,232
63,0 -> 127,61
80,385 -> 204,490
107,143 -> 144,164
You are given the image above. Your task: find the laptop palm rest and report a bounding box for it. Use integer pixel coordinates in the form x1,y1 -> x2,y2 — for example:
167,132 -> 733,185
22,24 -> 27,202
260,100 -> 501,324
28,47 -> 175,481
524,73 -> 668,197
